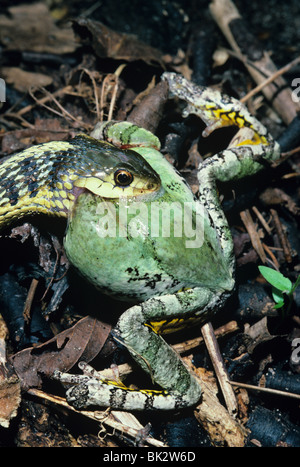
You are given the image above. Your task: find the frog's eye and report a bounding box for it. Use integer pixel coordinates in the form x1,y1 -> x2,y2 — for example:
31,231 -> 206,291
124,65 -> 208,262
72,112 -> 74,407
114,169 -> 134,187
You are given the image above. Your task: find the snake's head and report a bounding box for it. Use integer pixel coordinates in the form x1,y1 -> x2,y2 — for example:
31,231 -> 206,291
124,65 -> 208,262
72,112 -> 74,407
71,135 -> 162,201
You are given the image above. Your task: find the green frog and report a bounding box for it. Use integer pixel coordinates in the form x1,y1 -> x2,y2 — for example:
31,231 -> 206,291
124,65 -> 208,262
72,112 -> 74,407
0,73 -> 280,410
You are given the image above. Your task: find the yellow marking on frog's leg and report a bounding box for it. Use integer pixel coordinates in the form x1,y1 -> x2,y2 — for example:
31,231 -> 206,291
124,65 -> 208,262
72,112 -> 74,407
162,72 -> 277,150
148,314 -> 204,335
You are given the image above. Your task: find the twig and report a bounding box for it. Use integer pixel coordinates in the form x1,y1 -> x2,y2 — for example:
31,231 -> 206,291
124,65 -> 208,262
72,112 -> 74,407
270,209 -> 293,263
80,68 -> 101,120
2,113 -> 36,129
23,278 -> 39,323
240,209 -> 266,263
262,243 -> 280,270
173,320 -> 238,354
108,81 -> 119,121
281,145 -> 300,158
270,144 -> 300,170
241,56 -> 300,104
108,64 -> 127,121
201,321 -> 238,418
32,88 -> 80,124
100,75 -> 114,122
17,86 -> 72,117
230,380 -> 300,400
252,206 -> 272,235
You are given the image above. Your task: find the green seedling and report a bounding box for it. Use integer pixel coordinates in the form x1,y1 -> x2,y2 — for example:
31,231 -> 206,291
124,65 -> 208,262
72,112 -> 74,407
258,265 -> 300,315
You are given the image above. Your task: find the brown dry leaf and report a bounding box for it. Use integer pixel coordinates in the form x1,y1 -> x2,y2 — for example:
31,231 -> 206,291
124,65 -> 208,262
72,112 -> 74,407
0,3 -> 76,54
0,368 -> 21,428
34,118 -> 73,143
260,187 -> 300,216
127,80 -> 169,133
1,118 -> 72,154
244,316 -> 276,354
72,17 -> 164,66
1,67 -> 53,94
10,316 -> 112,390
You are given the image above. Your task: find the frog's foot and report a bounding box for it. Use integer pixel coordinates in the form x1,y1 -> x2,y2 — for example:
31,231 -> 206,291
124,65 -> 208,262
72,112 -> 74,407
162,72 -> 277,149
91,120 -> 161,151
53,361 -> 201,411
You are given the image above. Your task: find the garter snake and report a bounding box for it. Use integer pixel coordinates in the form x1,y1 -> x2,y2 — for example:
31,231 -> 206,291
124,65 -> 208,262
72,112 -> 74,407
0,134 -> 161,230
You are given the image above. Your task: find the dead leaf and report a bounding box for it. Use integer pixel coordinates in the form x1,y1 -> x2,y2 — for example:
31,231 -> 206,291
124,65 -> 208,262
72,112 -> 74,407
10,316 -> 112,390
127,80 -> 169,133
1,119 -> 71,154
0,365 -> 21,428
260,187 -> 300,216
0,3 -> 76,54
2,67 -> 53,93
244,317 -> 276,354
72,17 -> 164,66
184,358 -> 247,447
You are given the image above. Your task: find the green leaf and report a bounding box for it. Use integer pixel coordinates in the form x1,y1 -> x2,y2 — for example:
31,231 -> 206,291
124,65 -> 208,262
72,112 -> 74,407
272,287 -> 284,304
274,301 -> 285,309
291,275 -> 300,293
258,266 -> 292,292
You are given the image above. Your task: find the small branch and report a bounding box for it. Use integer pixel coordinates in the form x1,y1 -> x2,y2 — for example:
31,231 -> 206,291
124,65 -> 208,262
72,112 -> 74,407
240,56 -> 300,104
173,320 -> 238,354
201,321 -> 238,418
270,209 -> 293,263
262,243 -> 280,270
252,206 -> 272,235
23,278 -> 39,323
230,381 -> 300,400
240,209 -> 266,263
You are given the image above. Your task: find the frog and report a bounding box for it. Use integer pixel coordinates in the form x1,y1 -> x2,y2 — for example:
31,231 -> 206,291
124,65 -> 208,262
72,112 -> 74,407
0,72 -> 280,411
53,73 -> 280,411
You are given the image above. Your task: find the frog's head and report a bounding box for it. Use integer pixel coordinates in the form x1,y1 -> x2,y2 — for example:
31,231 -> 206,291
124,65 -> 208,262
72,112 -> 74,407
71,136 -> 162,202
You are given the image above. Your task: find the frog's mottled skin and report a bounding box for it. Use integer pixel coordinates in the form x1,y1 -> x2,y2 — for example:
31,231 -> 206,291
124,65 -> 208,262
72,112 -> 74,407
0,73 -> 281,411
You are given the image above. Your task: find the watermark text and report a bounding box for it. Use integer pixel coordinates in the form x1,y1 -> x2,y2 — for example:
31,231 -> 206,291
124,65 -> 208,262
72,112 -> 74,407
94,200 -> 205,248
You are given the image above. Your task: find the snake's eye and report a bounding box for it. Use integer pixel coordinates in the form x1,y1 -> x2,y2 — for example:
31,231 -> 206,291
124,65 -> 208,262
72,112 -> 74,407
114,169 -> 134,187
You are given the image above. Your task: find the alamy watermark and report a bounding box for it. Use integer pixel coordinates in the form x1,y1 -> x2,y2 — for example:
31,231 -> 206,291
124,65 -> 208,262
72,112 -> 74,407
0,78 -> 5,103
94,200 -> 205,249
291,338 -> 300,364
291,78 -> 300,103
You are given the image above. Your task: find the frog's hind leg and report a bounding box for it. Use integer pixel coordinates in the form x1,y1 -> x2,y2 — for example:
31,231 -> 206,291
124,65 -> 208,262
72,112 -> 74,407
162,71 -> 279,152
162,73 -> 281,270
56,288 -> 229,411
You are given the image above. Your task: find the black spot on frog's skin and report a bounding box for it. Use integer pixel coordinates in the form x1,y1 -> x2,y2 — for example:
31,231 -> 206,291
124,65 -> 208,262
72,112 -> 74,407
144,274 -> 162,289
171,277 -> 181,289
166,181 -> 181,192
126,266 -> 139,276
125,267 -> 163,290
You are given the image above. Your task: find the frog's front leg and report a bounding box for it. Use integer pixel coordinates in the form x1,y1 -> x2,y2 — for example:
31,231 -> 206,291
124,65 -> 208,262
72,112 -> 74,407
55,287 -> 226,411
